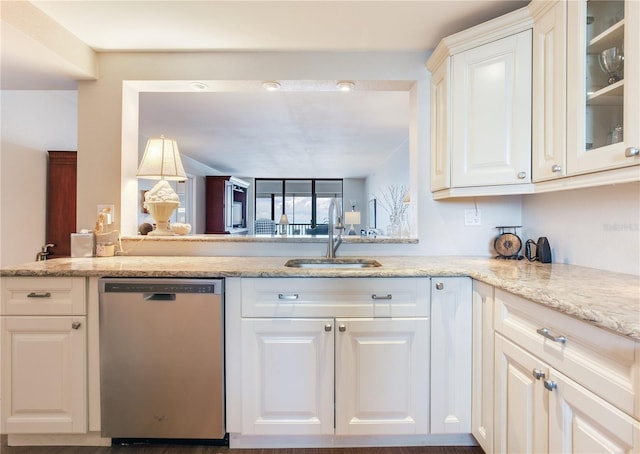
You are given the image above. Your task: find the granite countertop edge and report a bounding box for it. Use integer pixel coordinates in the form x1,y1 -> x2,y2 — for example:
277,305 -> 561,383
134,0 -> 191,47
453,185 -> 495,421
1,255 -> 638,341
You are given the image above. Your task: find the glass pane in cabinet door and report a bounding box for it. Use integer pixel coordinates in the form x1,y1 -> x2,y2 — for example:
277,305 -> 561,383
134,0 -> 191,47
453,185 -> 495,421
585,0 -> 625,151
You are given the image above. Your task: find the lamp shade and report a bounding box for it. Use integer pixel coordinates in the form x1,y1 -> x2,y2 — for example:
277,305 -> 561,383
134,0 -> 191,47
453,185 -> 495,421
344,211 -> 361,225
136,135 -> 187,180
278,214 -> 289,225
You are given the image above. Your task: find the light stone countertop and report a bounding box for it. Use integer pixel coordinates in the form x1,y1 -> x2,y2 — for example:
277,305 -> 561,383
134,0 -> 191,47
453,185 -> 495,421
1,255 -> 638,340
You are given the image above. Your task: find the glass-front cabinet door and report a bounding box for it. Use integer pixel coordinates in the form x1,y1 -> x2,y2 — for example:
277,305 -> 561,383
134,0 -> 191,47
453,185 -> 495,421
567,0 -> 639,175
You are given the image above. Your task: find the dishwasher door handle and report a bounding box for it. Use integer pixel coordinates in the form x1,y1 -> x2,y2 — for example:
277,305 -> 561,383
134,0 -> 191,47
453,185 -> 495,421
144,293 -> 177,301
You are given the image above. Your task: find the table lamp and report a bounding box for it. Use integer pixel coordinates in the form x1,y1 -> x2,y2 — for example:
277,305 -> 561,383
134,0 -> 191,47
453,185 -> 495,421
344,210 -> 361,235
136,135 -> 187,235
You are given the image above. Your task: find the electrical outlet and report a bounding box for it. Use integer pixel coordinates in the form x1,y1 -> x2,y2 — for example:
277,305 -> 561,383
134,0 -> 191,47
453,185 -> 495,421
464,209 -> 481,226
97,204 -> 115,225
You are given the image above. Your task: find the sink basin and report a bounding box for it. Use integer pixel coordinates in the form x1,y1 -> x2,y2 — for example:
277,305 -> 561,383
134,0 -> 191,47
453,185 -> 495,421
285,258 -> 382,269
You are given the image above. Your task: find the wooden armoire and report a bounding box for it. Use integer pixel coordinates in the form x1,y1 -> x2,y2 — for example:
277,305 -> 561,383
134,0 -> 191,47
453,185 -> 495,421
46,151 -> 77,258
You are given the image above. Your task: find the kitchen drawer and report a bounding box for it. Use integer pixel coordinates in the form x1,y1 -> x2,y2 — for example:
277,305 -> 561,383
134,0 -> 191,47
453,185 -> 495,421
1,277 -> 86,316
241,277 -> 430,318
494,288 -> 640,419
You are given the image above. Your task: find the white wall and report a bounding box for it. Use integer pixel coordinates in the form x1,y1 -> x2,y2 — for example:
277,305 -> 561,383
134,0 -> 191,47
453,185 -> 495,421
521,182 -> 640,275
77,50 -> 523,258
3,54 -> 635,274
0,90 -> 78,266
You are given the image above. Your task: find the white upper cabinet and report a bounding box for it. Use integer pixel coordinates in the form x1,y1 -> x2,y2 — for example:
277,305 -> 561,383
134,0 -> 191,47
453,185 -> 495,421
430,58 -> 451,192
566,0 -> 640,176
531,0 -> 568,182
451,30 -> 532,188
426,8 -> 534,199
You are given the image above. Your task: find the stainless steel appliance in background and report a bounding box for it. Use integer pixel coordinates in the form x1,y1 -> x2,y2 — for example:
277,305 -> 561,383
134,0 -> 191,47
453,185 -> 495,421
99,278 -> 225,441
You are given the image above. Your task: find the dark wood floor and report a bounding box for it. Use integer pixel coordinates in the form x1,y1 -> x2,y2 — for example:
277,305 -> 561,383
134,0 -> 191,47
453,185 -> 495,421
1,437 -> 484,454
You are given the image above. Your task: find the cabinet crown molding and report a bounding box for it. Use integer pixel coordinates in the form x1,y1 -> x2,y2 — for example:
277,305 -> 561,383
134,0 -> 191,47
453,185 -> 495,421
426,6 -> 533,71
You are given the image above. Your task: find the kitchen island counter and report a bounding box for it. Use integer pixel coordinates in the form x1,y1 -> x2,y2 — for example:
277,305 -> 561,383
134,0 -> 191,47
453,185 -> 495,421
1,255 -> 638,340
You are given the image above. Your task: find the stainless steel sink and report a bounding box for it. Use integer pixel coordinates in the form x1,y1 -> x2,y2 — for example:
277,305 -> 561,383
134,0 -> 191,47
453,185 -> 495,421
284,258 -> 382,268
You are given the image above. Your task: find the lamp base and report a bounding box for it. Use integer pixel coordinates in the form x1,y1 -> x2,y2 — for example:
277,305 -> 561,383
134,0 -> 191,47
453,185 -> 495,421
148,221 -> 176,236
145,201 -> 179,236
348,225 -> 357,235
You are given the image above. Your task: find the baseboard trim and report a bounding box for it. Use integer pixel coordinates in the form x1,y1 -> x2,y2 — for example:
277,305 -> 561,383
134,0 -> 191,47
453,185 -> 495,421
6,432 -> 111,446
229,433 -> 478,449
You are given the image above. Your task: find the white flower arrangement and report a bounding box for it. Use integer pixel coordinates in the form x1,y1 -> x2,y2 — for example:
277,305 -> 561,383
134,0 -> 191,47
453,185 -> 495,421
375,185 -> 410,218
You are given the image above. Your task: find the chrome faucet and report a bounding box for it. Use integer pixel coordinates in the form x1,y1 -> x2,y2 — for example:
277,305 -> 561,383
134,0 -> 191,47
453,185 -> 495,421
36,243 -> 55,261
326,198 -> 345,258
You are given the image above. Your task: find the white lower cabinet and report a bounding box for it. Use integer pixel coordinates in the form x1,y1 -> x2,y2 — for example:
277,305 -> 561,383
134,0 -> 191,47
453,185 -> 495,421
548,369 -> 640,453
493,288 -> 640,454
495,334 -> 639,453
471,280 -> 494,453
430,277 -> 472,434
1,277 -> 87,434
241,318 -> 334,435
241,316 -> 429,436
238,278 -> 430,438
335,318 -> 429,435
494,335 -> 549,454
1,316 -> 87,434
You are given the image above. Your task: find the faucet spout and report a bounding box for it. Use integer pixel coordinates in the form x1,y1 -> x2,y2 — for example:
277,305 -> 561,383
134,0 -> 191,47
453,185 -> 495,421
36,243 -> 55,261
326,198 -> 345,258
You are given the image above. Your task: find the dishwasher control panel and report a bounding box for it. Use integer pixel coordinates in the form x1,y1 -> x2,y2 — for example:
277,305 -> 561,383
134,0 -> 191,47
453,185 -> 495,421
101,279 -> 222,294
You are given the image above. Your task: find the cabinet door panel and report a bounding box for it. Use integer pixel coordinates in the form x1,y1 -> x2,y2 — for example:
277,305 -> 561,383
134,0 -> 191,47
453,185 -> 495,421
494,335 -> 548,454
241,318 -> 334,435
431,277 -> 472,434
532,0 -> 567,181
549,370 -> 639,453
471,280 -> 494,453
451,30 -> 532,187
2,316 -> 87,434
335,318 -> 429,435
430,58 -> 451,191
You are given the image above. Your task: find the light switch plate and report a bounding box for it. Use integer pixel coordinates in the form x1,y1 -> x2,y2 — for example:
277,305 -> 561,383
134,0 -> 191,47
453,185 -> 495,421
464,209 -> 481,226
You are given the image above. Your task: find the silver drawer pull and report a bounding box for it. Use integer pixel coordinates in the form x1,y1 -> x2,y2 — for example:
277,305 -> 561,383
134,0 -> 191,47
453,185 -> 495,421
278,293 -> 299,300
625,147 -> 639,157
27,292 -> 51,298
324,324 -> 332,332
72,322 -> 82,330
551,164 -> 562,173
536,327 -> 567,344
371,294 -> 392,300
544,380 -> 557,392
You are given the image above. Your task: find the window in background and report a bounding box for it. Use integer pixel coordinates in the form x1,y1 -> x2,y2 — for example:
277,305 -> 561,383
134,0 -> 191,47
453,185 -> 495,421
255,178 -> 342,234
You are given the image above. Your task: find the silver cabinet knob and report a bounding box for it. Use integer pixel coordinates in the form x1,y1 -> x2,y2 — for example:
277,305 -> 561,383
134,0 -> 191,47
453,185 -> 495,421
324,324 -> 332,332
517,171 -> 527,179
72,322 -> 82,330
625,147 -> 639,157
338,324 -> 346,332
551,165 -> 562,173
532,369 -> 546,380
435,282 -> 444,290
544,380 -> 557,392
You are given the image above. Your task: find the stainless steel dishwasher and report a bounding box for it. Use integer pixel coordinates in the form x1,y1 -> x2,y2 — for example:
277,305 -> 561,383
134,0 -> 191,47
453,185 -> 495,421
99,278 -> 225,441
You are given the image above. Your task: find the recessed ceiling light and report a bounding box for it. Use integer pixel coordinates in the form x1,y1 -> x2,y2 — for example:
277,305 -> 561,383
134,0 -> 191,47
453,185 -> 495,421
262,81 -> 281,91
336,81 -> 355,91
189,82 -> 208,91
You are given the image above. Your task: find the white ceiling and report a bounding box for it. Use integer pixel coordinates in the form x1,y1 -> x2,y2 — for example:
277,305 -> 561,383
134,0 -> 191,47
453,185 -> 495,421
2,0 -> 528,177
